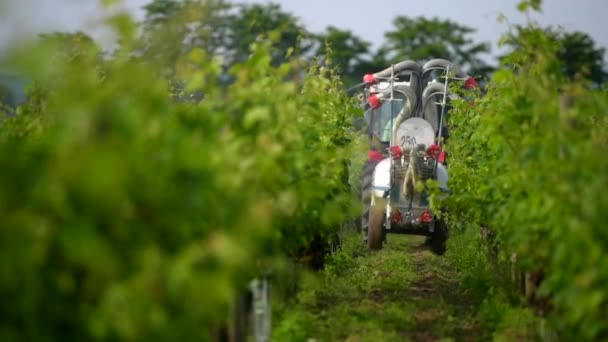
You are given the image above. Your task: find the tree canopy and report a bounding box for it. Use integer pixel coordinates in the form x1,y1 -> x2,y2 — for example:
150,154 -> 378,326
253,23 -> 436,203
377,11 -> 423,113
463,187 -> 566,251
500,26 -> 606,85
559,31 -> 606,84
314,26 -> 371,85
225,3 -> 310,66
140,0 -> 231,73
380,16 -> 491,74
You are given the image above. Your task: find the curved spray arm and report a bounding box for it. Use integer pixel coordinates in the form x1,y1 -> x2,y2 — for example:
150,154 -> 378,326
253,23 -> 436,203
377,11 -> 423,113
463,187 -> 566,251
421,82 -> 448,133
367,60 -> 422,82
348,61 -> 422,97
390,86 -> 418,146
364,60 -> 422,102
372,60 -> 422,79
421,58 -> 468,83
421,81 -> 463,140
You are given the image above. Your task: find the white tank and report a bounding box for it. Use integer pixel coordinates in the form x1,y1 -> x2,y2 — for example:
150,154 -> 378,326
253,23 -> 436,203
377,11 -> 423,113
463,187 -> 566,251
395,117 -> 435,148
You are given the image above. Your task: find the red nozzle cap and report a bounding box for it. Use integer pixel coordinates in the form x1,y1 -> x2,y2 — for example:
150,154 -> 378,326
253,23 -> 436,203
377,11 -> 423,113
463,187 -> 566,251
465,76 -> 479,89
427,144 -> 441,159
367,94 -> 382,109
363,74 -> 376,85
420,209 -> 433,224
438,151 -> 446,164
368,150 -> 384,161
390,210 -> 403,223
389,145 -> 403,159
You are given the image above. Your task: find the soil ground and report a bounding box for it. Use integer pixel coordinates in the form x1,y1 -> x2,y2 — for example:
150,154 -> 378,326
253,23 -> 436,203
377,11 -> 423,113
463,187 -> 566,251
273,234 -> 484,342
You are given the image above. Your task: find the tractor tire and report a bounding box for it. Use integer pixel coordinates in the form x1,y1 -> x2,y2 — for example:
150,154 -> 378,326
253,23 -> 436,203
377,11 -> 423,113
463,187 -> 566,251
361,159 -> 379,242
426,218 -> 448,255
367,203 -> 385,251
226,289 -> 253,342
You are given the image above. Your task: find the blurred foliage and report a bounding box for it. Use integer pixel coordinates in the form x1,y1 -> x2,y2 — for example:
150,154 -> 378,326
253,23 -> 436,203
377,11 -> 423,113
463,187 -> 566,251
134,1 -> 495,87
37,32 -> 103,62
314,27 -> 372,86
140,0 -> 231,73
446,18 -> 608,341
0,4 -> 361,340
0,83 -> 14,108
445,224 -> 541,340
225,3 -> 311,66
272,233 -> 416,342
517,0 -> 543,12
500,27 -> 607,85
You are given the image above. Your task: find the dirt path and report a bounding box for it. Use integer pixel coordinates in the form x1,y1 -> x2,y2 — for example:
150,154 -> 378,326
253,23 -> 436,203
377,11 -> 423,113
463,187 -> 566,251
273,234 -> 483,341
402,237 -> 481,341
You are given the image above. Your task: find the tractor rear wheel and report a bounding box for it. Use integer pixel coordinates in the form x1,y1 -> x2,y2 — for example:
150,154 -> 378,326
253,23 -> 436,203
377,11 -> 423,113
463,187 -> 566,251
426,218 -> 448,255
361,159 -> 379,242
367,203 -> 385,251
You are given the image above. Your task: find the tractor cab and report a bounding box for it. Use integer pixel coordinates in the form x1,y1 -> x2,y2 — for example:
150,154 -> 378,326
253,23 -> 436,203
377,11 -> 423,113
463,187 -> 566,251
365,89 -> 406,147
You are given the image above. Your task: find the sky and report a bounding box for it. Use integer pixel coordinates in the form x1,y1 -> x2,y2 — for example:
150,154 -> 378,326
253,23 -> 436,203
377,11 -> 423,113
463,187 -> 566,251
0,0 -> 606,65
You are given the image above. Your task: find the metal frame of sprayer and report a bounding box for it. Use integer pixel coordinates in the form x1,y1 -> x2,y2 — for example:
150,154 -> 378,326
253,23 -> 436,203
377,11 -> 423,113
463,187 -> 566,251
360,58 -> 475,238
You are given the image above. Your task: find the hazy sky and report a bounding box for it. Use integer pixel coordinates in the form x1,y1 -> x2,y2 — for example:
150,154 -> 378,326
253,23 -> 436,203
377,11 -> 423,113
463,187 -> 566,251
1,0 -> 606,64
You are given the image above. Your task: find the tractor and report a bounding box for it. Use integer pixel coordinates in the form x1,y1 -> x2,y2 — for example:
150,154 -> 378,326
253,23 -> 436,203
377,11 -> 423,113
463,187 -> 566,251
358,58 -> 478,253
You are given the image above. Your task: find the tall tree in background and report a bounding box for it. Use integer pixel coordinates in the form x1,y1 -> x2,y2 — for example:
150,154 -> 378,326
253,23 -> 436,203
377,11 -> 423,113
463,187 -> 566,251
142,0 -> 182,27
379,16 -> 491,74
225,3 -> 311,66
0,84 -> 12,104
500,26 -> 606,85
140,0 -> 231,73
314,26 -> 371,85
38,32 -> 102,64
0,83 -> 13,115
139,0 -> 186,68
559,31 -> 606,84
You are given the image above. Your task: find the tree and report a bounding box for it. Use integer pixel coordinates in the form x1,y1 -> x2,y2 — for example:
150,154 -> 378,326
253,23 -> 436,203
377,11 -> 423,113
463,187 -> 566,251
225,3 -> 311,66
142,0 -> 182,27
559,31 -> 606,84
0,70 -> 29,114
349,51 -> 394,86
0,83 -> 14,115
314,26 -> 371,85
0,83 -> 11,102
140,0 -> 187,65
500,26 -> 606,85
37,31 -> 102,64
380,16 -> 491,74
139,0 -> 231,73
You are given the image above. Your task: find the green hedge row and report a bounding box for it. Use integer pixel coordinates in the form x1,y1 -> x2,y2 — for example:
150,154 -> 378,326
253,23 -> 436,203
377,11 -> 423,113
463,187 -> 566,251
0,33 -> 361,341
446,25 -> 608,340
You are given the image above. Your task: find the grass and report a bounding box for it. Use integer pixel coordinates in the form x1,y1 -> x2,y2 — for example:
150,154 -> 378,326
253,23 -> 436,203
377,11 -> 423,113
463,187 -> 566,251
445,226 -> 542,341
271,225 -> 545,341
272,232 -> 483,342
